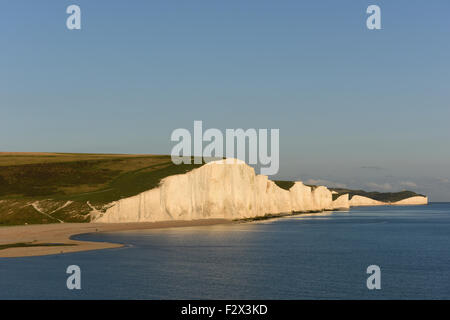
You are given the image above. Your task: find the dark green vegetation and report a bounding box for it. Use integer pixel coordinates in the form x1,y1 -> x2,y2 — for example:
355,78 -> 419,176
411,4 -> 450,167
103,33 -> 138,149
0,242 -> 76,250
236,210 -> 326,223
273,180 -> 295,190
0,153 -> 203,225
332,193 -> 342,201
273,180 -> 317,191
330,188 -> 424,203
235,213 -> 291,222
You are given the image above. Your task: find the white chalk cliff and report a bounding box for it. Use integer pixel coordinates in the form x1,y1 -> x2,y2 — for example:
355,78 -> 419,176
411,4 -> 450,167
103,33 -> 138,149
93,159 -> 427,223
349,195 -> 385,207
392,196 -> 429,206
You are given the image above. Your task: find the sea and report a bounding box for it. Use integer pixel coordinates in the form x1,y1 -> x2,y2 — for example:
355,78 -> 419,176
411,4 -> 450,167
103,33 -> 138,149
1,203 -> 449,299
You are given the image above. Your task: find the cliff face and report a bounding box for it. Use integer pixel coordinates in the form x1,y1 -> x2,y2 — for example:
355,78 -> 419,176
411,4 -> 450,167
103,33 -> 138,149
93,160 -> 427,223
332,194 -> 350,210
95,160 -> 336,223
349,195 -> 385,207
348,195 -> 428,207
393,196 -> 428,205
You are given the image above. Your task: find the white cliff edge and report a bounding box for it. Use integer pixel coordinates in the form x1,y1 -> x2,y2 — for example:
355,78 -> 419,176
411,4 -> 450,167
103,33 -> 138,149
392,196 -> 428,206
93,160 -> 427,223
349,195 -> 385,207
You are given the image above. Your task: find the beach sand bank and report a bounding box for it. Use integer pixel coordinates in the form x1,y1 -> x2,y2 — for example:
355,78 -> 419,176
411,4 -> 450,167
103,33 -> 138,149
0,219 -> 231,258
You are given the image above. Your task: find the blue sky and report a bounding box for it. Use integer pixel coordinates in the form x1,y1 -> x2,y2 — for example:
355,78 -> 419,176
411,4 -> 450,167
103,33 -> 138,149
1,1 -> 449,200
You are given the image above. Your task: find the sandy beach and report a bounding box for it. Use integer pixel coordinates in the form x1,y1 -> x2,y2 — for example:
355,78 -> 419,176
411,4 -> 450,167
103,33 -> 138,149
0,219 -> 231,258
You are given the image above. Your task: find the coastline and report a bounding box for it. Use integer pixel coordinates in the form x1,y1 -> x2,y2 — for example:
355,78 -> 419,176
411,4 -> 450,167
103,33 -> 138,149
0,201 -> 429,259
0,210 -> 338,258
0,219 -> 231,258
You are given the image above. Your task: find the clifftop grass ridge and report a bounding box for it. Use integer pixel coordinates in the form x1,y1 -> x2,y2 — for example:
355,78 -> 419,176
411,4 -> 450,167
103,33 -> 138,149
0,153 -> 203,225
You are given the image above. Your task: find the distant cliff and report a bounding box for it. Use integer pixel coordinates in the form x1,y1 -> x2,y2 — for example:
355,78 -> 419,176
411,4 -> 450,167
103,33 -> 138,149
94,159 -> 428,223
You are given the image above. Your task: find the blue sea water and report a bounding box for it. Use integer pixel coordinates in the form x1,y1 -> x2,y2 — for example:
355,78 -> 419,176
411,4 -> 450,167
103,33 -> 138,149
1,203 -> 449,299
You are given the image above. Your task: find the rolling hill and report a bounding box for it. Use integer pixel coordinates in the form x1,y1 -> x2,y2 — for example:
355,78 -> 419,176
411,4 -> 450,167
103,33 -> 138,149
0,153 -> 202,225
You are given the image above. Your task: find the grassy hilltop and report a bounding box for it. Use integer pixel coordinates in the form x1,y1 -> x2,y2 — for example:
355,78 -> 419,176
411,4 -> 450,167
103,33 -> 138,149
0,153 -> 202,225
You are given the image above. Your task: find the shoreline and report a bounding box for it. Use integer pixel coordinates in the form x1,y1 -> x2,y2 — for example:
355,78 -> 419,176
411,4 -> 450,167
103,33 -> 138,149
0,219 -> 231,258
0,202 -> 431,258
1,211 -> 328,258
0,210 -> 341,258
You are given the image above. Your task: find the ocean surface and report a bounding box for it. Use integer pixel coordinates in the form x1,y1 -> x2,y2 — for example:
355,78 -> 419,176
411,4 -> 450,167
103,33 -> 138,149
1,203 -> 449,299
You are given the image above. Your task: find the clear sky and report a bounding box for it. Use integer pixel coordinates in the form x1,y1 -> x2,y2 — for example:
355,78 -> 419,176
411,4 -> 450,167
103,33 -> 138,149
1,1 -> 449,200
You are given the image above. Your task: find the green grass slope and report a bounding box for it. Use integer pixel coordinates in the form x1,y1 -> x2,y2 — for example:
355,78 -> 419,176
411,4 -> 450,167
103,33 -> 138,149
0,153 -> 203,225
